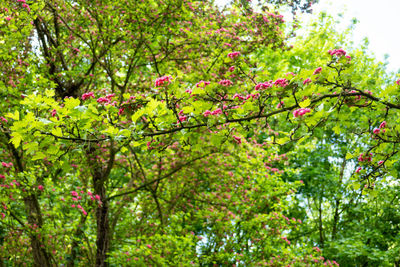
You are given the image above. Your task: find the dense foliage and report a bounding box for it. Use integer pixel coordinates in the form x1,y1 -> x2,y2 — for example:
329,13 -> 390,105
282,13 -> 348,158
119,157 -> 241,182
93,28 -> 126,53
0,0 -> 399,266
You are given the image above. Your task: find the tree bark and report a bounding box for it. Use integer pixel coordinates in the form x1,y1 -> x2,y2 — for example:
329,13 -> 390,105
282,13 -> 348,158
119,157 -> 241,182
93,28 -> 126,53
24,194 -> 52,267
5,133 -> 52,266
94,181 -> 110,267
332,157 -> 346,240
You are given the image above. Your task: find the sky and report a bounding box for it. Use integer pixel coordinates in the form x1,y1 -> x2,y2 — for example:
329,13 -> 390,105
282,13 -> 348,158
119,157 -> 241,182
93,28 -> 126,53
308,0 -> 400,73
216,0 -> 400,73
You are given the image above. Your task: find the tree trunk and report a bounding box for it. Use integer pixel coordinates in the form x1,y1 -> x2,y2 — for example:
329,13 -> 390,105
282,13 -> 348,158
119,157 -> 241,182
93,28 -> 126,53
318,198 -> 324,247
332,157 -> 346,240
7,135 -> 52,267
24,194 -> 52,267
94,182 -> 110,267
87,142 -> 115,267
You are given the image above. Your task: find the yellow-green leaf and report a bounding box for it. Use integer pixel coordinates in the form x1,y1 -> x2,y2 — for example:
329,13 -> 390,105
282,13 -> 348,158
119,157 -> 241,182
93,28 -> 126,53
299,98 -> 311,108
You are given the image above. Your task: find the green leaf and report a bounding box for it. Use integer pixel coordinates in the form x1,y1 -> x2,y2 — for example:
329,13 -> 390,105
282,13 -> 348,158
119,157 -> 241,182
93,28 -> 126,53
32,152 -> 46,161
10,132 -> 22,148
6,110 -> 19,120
299,98 -> 311,108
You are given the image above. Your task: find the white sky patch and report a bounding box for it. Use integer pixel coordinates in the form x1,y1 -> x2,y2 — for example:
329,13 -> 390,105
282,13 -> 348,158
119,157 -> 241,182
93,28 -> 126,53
303,0 -> 400,73
216,0 -> 400,73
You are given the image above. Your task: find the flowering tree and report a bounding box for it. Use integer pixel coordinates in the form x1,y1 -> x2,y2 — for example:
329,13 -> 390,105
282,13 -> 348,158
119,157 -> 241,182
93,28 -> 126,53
1,0 -> 399,266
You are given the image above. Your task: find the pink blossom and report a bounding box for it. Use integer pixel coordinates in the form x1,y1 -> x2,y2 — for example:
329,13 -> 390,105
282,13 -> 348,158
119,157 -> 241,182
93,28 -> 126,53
293,108 -> 311,118
228,66 -> 235,72
195,81 -> 210,88
51,109 -> 57,117
154,75 -> 172,87
106,93 -> 115,100
95,195 -> 101,201
227,51 -> 241,59
396,79 -> 400,85
71,191 -> 79,197
97,97 -> 109,104
273,78 -> 288,88
233,135 -> 242,144
5,17 -> 12,21
379,121 -> 387,129
355,167 -> 362,173
313,67 -> 322,75
373,128 -> 380,134
177,116 -> 187,123
82,92 -> 95,100
1,162 -> 12,168
328,48 -> 346,57
218,79 -> 233,86
255,82 -> 272,90
203,110 -> 212,117
313,247 -> 321,253
211,108 -> 222,115
233,93 -> 244,100
303,78 -> 312,85
358,153 -> 373,162
378,160 -> 384,165
146,244 -> 152,249
38,185 -> 44,191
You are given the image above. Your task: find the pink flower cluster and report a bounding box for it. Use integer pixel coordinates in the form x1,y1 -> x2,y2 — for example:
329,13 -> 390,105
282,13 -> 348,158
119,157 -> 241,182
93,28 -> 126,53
196,80 -> 211,88
358,153 -> 372,162
293,108 -> 311,118
82,92 -> 95,100
177,110 -> 188,124
303,78 -> 312,85
396,79 -> 400,85
233,93 -> 259,100
273,78 -> 288,88
232,135 -> 241,144
328,49 -> 346,57
218,79 -> 233,86
97,93 -> 116,105
313,67 -> 322,75
203,108 -> 223,117
373,121 -> 387,135
227,51 -> 241,59
51,109 -> 57,117
1,162 -> 13,168
0,117 -> 8,124
70,190 -> 102,216
255,81 -> 272,90
154,75 -> 172,87
17,0 -> 31,12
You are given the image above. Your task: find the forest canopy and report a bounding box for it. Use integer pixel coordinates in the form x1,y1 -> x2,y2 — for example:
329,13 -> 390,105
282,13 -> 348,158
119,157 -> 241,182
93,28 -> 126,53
0,0 -> 399,266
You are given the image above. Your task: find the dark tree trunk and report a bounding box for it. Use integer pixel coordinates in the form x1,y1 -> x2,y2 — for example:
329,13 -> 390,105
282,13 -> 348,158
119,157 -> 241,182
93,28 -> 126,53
332,158 -> 346,240
94,181 -> 110,267
6,133 -> 52,267
24,194 -> 52,267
